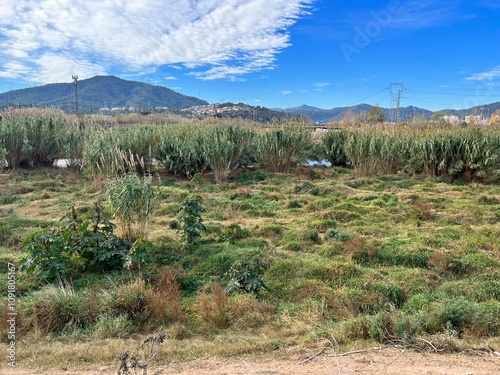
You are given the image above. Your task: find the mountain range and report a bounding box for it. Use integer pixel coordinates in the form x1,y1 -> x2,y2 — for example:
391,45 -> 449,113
278,104 -> 427,123
0,75 -> 498,123
0,75 -> 207,112
279,103 -> 500,124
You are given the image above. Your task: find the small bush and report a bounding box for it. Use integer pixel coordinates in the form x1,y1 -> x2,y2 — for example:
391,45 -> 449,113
369,311 -> 420,344
304,229 -> 321,243
475,301 -> 500,336
92,314 -> 136,339
287,199 -> 303,208
108,279 -> 148,323
324,228 -> 355,242
441,298 -> 479,335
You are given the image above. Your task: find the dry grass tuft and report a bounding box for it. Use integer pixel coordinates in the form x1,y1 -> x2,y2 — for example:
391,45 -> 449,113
145,267 -> 184,327
197,283 -> 232,330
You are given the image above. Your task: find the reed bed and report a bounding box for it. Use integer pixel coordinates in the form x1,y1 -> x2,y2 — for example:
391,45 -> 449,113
322,125 -> 500,181
1,108 -> 499,182
0,108 -> 81,168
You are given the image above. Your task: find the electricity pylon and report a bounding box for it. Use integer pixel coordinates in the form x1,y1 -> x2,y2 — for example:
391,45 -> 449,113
387,82 -> 406,123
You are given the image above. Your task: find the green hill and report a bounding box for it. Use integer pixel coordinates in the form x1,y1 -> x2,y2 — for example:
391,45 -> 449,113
0,75 -> 208,112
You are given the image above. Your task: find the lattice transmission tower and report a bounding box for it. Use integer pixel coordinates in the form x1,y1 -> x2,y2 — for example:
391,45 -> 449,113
387,82 -> 406,123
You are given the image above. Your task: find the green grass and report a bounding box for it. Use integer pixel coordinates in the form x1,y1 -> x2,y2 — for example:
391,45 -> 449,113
0,163 -> 499,370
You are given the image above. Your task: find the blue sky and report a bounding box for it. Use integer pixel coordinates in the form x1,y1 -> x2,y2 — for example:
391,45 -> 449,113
0,0 -> 499,111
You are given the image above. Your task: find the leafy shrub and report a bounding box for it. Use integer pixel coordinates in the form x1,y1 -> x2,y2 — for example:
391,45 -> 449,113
304,229 -> 321,243
126,239 -> 155,270
176,195 -> 206,247
225,261 -> 268,296
20,204 -> 131,281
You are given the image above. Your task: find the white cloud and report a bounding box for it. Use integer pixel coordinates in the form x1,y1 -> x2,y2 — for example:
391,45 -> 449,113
0,0 -> 313,84
466,66 -> 500,81
280,90 -> 293,95
165,76 -> 177,80
313,82 -> 330,88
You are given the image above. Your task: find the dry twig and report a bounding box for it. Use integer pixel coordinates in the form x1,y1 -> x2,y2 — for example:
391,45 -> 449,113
327,349 -> 367,358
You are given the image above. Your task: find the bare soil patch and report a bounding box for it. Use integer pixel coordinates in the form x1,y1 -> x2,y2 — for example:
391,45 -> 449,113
2,348 -> 499,375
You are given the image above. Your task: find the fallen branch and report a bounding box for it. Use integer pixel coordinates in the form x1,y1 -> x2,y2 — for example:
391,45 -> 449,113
300,348 -> 368,364
299,347 -> 327,365
415,338 -> 440,353
327,349 -> 367,357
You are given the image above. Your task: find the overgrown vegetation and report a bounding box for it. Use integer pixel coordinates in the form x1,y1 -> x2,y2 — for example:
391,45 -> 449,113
0,110 -> 499,371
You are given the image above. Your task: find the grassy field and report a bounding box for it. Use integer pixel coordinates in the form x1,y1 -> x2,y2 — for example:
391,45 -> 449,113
0,161 -> 499,370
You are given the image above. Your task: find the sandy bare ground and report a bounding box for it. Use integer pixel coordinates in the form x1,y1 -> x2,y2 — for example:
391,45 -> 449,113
2,348 -> 499,375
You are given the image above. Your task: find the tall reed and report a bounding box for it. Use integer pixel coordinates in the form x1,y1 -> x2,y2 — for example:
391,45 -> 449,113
105,173 -> 159,241
201,124 -> 254,183
157,124 -> 206,177
256,122 -> 314,173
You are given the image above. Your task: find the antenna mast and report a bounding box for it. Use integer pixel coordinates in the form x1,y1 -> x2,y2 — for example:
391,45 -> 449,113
72,74 -> 79,114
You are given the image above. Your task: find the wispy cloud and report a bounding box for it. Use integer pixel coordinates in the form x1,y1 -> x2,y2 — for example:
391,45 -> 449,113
0,0 -> 313,84
280,90 -> 293,95
386,1 -> 461,30
466,66 -> 500,81
341,0 -> 463,35
480,1 -> 500,9
165,76 -> 177,81
313,82 -> 330,88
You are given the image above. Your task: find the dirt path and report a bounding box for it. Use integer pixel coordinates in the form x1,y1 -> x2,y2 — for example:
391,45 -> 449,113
2,348 -> 499,375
